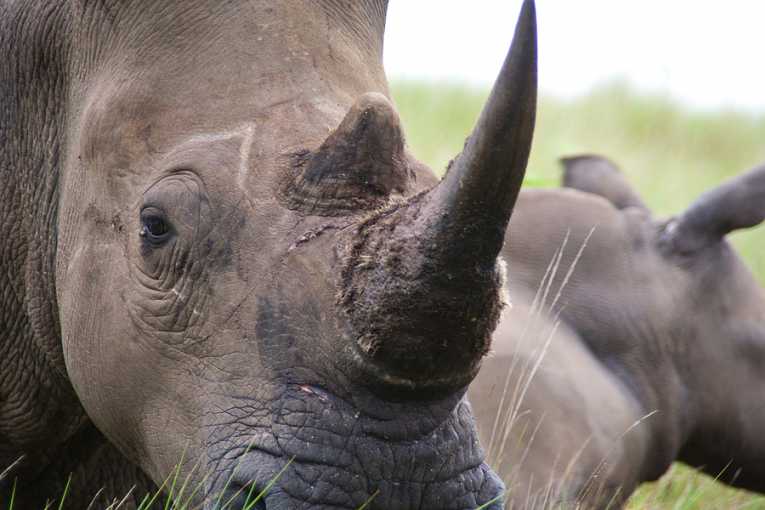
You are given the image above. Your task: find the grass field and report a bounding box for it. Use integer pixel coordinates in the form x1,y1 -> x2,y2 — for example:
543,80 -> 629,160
391,80 -> 765,509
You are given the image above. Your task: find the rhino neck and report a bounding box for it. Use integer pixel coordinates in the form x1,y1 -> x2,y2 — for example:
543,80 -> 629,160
625,265 -> 765,492
675,289 -> 765,491
0,0 -> 92,488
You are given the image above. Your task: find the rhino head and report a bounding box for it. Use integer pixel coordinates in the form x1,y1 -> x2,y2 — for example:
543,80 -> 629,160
3,1 -> 538,508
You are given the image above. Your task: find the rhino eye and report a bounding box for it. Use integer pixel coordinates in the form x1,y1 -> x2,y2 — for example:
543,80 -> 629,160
140,209 -> 173,246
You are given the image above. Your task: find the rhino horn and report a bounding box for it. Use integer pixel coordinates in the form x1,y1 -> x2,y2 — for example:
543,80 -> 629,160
342,0 -> 537,394
284,93 -> 410,215
424,0 -> 537,266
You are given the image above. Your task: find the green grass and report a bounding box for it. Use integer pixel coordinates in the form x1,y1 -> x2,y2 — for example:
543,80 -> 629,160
627,463 -> 765,510
1,457 -> 292,510
391,80 -> 765,509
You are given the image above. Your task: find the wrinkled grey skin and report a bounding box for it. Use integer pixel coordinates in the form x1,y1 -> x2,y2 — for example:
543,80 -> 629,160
0,1 -> 538,508
470,155 -> 765,508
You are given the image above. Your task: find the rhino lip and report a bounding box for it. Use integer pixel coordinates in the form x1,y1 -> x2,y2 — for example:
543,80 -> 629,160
345,337 -> 480,398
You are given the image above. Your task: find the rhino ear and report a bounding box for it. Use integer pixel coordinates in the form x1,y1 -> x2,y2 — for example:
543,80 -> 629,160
661,164 -> 765,253
560,154 -> 648,211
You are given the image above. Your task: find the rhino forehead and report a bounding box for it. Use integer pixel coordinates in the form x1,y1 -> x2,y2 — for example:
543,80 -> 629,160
76,72 -> 319,169
68,1 -> 394,191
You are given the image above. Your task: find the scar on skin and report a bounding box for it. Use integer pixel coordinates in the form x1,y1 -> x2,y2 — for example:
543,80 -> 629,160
237,124 -> 256,189
299,384 -> 329,402
177,123 -> 257,190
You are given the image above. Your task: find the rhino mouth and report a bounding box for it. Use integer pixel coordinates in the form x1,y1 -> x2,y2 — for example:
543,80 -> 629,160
344,332 -> 487,401
203,384 -> 504,510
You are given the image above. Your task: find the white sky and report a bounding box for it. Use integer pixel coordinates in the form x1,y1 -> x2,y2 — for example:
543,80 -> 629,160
384,1 -> 765,113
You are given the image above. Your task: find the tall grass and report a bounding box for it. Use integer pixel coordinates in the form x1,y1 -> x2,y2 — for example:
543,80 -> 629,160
391,80 -> 765,509
1,457 -> 290,510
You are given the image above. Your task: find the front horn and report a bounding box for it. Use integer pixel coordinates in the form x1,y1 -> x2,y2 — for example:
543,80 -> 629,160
341,0 -> 537,393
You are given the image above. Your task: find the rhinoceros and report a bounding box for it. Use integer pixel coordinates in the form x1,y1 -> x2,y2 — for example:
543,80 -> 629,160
469,155 -> 765,508
0,1 -> 537,508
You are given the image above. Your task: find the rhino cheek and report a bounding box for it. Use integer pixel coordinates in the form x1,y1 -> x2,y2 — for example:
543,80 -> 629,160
59,239 -> 199,479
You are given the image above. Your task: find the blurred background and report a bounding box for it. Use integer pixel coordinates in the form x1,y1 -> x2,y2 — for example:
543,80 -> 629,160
386,1 -> 765,112
384,2 -> 765,508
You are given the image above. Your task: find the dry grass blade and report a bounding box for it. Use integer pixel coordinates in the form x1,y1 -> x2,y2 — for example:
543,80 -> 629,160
111,485 -> 136,510
0,456 -> 25,484
85,487 -> 105,510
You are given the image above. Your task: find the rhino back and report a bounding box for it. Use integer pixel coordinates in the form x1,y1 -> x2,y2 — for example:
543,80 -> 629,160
502,189 -> 693,472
